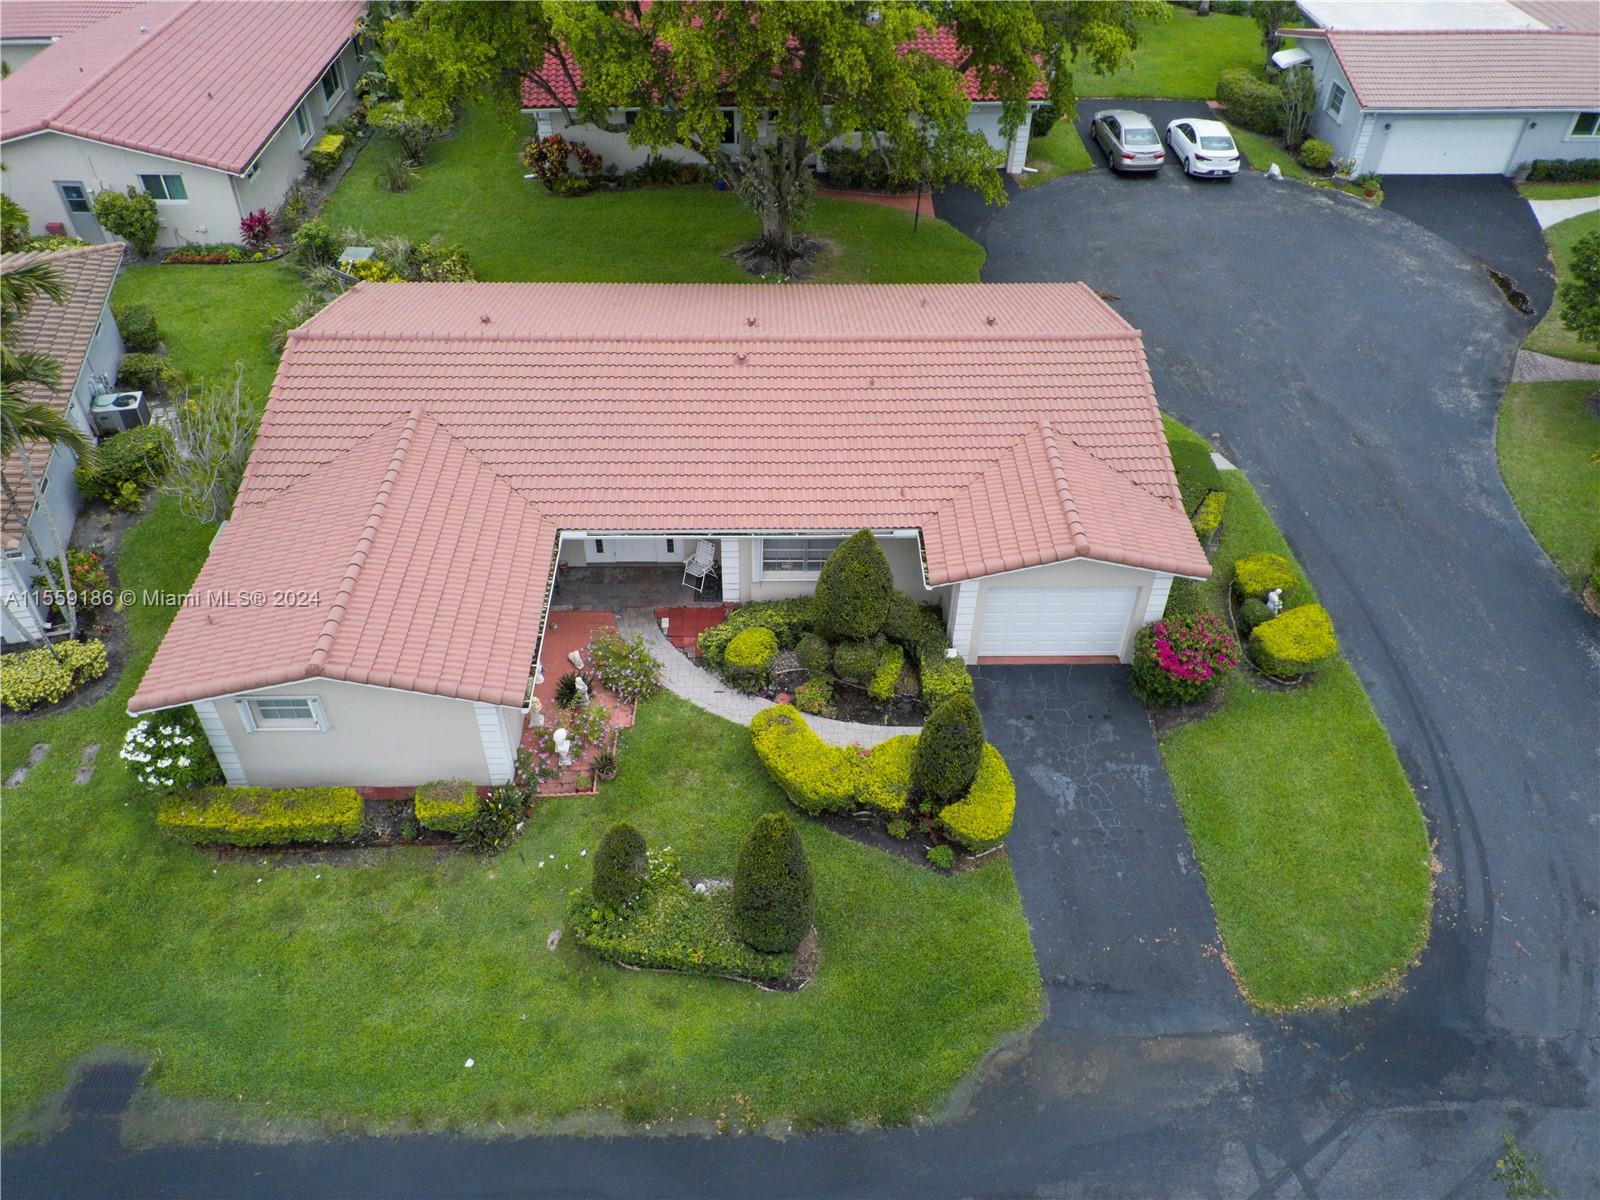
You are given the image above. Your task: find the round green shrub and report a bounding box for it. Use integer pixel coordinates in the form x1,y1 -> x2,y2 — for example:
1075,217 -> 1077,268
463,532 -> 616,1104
1249,603 -> 1338,678
1237,598 -> 1272,638
116,352 -> 179,393
1129,614 -> 1241,706
92,187 -> 159,256
1233,551 -> 1297,598
1298,138 -> 1334,169
796,632 -> 832,673
1216,68 -> 1283,135
812,529 -> 893,640
592,821 -> 647,908
74,424 -> 170,503
114,303 -> 160,353
732,812 -> 814,953
725,626 -> 779,692
831,638 -> 879,684
913,692 -> 984,809
926,844 -> 956,871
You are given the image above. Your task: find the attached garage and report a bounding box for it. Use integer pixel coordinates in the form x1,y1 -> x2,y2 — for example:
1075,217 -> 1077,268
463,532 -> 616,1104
975,585 -> 1141,658
1373,116 -> 1524,175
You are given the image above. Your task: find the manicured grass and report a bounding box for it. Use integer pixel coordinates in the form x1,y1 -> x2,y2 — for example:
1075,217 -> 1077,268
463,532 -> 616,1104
1155,418 -> 1432,1010
1525,210 -> 1600,364
1022,119 -> 1093,188
111,261 -> 304,400
1496,380 -> 1600,587
322,105 -> 982,284
1225,125 -> 1311,181
1075,9 -> 1264,100
1517,181 -> 1600,201
2,507 -> 1040,1133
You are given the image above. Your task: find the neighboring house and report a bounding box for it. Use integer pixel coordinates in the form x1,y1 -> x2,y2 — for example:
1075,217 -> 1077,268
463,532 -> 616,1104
1,242 -> 125,645
0,1 -> 363,249
521,30 -> 1047,177
1284,0 -> 1600,175
128,283 -> 1210,789
0,1 -> 144,75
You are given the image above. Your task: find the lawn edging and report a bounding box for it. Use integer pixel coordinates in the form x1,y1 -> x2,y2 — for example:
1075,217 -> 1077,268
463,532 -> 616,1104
1154,417 -> 1433,1011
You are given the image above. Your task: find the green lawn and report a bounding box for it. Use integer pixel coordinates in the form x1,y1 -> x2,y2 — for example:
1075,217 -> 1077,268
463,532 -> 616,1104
1497,381 -> 1600,587
111,262 -> 303,400
1517,181 -> 1600,201
1022,119 -> 1093,188
1074,9 -> 1264,100
1225,124 -> 1310,181
322,105 -> 982,284
1525,210 -> 1600,364
2,503 -> 1039,1134
1156,419 -> 1432,1010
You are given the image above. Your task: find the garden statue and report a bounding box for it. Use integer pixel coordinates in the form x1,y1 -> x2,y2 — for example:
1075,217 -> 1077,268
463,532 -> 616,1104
553,727 -> 573,767
568,649 -> 585,671
575,675 -> 590,702
1267,588 -> 1284,616
528,696 -> 544,727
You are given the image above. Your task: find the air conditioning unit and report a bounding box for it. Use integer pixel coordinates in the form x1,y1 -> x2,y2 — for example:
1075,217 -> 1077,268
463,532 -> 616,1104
90,390 -> 150,436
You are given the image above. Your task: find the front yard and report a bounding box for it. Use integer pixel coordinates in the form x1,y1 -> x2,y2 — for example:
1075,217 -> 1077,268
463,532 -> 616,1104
1073,9 -> 1264,100
1154,420 -> 1432,1010
1524,209 -> 1600,364
1497,381 -> 1600,589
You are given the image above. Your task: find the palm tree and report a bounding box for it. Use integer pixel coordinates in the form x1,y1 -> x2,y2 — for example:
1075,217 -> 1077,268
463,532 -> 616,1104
1,257 -> 89,643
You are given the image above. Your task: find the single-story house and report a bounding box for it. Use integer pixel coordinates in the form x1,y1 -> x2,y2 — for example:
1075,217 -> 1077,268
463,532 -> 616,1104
521,30 -> 1046,176
2,242 -> 125,645
128,283 -> 1210,789
0,1 -> 143,75
1283,0 -> 1600,175
0,0 -> 363,248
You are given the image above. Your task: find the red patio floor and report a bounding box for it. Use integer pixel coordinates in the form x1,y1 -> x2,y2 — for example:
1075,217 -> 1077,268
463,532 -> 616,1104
654,604 -> 735,655
523,610 -> 635,795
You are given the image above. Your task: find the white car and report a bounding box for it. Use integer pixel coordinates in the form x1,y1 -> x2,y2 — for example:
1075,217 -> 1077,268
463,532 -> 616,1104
1164,118 -> 1241,178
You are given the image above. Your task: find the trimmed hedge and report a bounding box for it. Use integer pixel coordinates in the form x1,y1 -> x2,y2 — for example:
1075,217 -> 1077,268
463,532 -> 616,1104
796,632 -> 832,673
1250,603 -> 1338,678
832,637 -> 879,684
116,352 -> 179,393
0,640 -> 108,711
1298,138 -> 1333,169
812,529 -> 894,640
697,598 -> 813,666
414,780 -> 477,834
593,821 -> 648,908
867,642 -> 905,702
859,735 -> 915,816
157,786 -> 364,846
733,812 -> 814,953
749,705 -> 862,814
1217,68 -> 1283,135
1528,159 -> 1600,182
115,303 -> 160,353
1237,597 -> 1272,638
75,424 -> 169,502
1192,490 -> 1227,538
938,744 -> 1016,852
914,692 -> 984,807
1170,438 -> 1222,515
1233,551 -> 1297,598
724,626 -> 778,692
919,650 -> 973,710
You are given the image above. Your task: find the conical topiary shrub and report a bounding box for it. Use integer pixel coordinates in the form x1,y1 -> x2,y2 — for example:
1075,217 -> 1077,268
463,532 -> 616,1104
811,529 -> 894,641
592,821 -> 647,908
913,692 -> 984,809
732,812 -> 814,953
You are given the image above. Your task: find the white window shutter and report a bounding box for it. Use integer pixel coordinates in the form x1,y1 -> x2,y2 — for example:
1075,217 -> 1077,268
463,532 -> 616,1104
311,698 -> 329,732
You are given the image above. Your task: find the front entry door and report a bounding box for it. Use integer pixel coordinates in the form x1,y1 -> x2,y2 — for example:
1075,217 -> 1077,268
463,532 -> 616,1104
53,181 -> 103,241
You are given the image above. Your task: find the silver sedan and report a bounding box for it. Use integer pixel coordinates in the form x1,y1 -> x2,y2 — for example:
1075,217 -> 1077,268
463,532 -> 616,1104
1090,109 -> 1166,173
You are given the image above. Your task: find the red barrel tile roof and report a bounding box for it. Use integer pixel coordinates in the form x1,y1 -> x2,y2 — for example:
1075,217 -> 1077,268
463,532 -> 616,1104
129,283 -> 1208,714
1318,29 -> 1600,109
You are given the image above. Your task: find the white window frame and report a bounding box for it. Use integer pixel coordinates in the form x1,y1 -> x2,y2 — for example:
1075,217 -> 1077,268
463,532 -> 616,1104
293,102 -> 313,147
1326,82 -> 1347,120
138,173 -> 188,203
752,535 -> 845,582
1567,111 -> 1600,139
319,59 -> 345,114
236,695 -> 328,732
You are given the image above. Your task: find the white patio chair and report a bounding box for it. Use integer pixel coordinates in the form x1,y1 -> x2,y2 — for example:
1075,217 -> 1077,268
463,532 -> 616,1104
682,539 -> 719,594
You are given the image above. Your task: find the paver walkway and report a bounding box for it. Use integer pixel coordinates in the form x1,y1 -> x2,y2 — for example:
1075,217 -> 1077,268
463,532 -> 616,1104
1513,348 -> 1600,382
618,609 -> 919,748
1528,194 -> 1600,229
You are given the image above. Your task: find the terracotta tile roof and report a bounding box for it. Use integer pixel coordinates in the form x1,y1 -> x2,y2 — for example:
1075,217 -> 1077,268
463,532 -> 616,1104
1319,29 -> 1600,109
1510,0 -> 1600,31
129,283 -> 1208,713
1,2 -> 145,40
0,1 -> 362,173
520,27 -> 1044,109
1,242 -> 124,550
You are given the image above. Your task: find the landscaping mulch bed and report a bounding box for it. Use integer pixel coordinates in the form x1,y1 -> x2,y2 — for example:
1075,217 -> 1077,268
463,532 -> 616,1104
691,639 -> 924,728
1145,687 -> 1228,737
808,807 -> 998,874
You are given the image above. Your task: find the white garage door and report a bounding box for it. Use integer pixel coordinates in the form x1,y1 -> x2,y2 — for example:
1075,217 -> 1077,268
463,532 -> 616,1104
1374,117 -> 1523,175
975,586 -> 1139,657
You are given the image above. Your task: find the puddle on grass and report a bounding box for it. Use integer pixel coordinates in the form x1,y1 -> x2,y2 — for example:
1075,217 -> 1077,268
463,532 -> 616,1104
1486,267 -> 1534,314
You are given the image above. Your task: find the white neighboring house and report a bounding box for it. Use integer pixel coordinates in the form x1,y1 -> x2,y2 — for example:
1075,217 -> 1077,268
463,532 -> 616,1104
1,243 -> 125,646
1283,0 -> 1600,175
519,30 -> 1045,177
0,1 -> 363,249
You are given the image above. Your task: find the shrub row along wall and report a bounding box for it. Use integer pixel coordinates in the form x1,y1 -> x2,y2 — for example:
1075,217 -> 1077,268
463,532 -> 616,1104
157,786 -> 364,846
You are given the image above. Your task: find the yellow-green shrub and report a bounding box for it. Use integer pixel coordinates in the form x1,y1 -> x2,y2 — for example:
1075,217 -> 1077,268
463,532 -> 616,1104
157,786 -> 364,846
725,626 -> 778,692
1233,552 -> 1297,598
0,639 -> 109,712
858,735 -> 915,816
938,744 -> 1015,852
1192,490 -> 1227,538
918,649 -> 973,710
867,642 -> 905,702
749,705 -> 862,814
414,779 -> 478,834
1249,603 -> 1338,678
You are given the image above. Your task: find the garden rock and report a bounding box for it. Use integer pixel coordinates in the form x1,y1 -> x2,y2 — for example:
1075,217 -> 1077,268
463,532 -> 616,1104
7,741 -> 49,786
73,743 -> 100,785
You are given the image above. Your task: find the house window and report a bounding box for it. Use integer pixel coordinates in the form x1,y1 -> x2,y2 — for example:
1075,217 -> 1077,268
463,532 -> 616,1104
720,107 -> 737,148
293,102 -> 312,146
320,59 -> 344,110
242,696 -> 326,731
760,537 -> 843,575
1326,83 -> 1346,119
1570,111 -> 1600,138
138,173 -> 188,202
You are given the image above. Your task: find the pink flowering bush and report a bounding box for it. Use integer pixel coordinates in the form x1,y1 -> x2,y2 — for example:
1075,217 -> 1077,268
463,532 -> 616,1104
1130,614 -> 1240,706
586,630 -> 661,704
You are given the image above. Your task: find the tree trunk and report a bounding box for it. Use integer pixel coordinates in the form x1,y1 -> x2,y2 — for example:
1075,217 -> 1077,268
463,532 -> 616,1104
729,133 -> 816,273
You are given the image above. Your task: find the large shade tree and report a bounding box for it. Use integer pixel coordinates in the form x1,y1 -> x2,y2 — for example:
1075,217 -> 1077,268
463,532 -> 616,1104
383,1 -> 1166,271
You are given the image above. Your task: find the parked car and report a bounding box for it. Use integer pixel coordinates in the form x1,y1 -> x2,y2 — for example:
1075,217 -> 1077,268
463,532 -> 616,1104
1164,119 -> 1241,178
1090,110 -> 1165,173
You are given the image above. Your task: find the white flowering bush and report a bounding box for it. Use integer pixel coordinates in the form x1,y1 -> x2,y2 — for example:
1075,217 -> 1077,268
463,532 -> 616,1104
121,705 -> 222,793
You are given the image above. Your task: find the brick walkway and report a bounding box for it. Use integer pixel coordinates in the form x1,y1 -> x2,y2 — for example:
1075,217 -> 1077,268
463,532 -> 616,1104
618,609 -> 920,748
1512,349 -> 1600,383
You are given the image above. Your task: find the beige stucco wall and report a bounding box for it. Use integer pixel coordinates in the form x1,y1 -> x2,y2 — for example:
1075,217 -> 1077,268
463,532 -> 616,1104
211,677 -> 520,788
966,558 -> 1169,662
234,42 -> 360,216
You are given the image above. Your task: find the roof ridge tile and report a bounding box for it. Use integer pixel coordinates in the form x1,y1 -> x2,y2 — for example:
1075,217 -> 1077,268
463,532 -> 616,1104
1038,424 -> 1092,554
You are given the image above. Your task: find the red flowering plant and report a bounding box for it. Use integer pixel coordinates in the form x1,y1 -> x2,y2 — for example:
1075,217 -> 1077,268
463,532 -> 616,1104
1130,613 -> 1240,706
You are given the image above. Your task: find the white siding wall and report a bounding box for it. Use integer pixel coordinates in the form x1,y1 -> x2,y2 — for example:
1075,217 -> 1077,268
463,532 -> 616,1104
192,699 -> 245,785
234,42 -> 361,217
